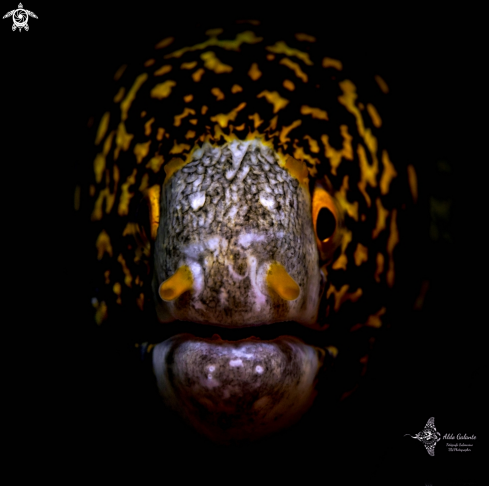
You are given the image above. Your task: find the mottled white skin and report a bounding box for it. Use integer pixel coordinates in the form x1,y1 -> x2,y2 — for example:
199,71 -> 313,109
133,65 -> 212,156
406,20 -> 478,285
153,140 -> 323,328
153,334 -> 325,443
152,140 -> 326,442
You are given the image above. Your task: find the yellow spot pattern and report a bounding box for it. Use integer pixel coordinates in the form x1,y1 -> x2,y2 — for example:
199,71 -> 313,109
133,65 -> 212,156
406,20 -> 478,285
120,73 -> 148,121
144,117 -> 155,136
154,65 -> 172,76
407,165 -> 417,203
372,197 -> 389,239
137,293 -> 145,311
301,105 -> 328,120
174,108 -> 196,127
320,125 -> 353,176
117,253 -> 132,287
95,112 -> 110,145
327,284 -> 362,312
210,102 -> 246,128
292,143 -> 320,177
211,87 -> 225,100
295,33 -> 316,42
375,253 -> 384,283
386,209 -> 399,288
91,164 -> 119,220
332,228 -> 352,270
354,243 -> 368,266
113,282 -> 122,304
279,120 -> 302,145
134,140 -> 151,165
332,254 -> 348,271
96,230 -> 113,260
113,64 -> 127,81
266,41 -> 313,65
248,63 -> 262,80
122,222 -> 139,237
146,154 -> 164,173
113,87 -> 125,103
155,37 -> 174,49
118,169 -> 137,216
280,58 -> 308,82
249,113 -> 264,129
169,141 -> 191,155
337,176 -> 359,221
283,79 -> 295,91
303,135 -> 320,153
201,51 -> 232,73
94,300 -> 108,326
380,151 -> 397,195
374,75 -> 389,93
366,307 -> 386,328
325,346 -> 338,358
164,31 -> 262,59
192,69 -> 205,82
366,103 -> 382,127
180,61 -> 197,70
150,80 -> 176,99
93,154 -> 105,184
138,179 -> 152,200
338,80 -> 365,137
114,123 -> 134,160
322,57 -> 343,70
357,144 -> 378,207
257,90 -> 289,113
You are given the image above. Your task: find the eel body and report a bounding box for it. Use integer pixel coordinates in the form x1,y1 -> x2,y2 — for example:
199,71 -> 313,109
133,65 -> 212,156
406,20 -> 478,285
82,22 -> 418,443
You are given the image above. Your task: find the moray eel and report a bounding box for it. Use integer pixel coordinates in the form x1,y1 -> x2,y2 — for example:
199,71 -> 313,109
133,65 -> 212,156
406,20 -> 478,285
81,22 -> 418,444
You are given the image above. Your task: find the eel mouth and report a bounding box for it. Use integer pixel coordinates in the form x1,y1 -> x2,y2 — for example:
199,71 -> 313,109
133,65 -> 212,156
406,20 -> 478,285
150,319 -> 329,347
151,320 -> 333,444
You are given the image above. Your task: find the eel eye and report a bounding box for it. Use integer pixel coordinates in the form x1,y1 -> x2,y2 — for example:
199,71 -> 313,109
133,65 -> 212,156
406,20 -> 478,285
316,207 -> 336,241
312,181 -> 341,260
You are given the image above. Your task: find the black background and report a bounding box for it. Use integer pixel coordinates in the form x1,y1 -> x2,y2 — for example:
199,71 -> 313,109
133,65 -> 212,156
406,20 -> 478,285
2,4 -> 485,484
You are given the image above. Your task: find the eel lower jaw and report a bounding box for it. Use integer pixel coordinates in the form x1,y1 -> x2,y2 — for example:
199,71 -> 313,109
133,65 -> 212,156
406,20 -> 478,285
151,321 -> 332,444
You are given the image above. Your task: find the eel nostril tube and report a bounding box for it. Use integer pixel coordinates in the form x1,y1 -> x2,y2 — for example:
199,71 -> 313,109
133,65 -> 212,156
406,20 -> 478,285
159,265 -> 194,301
266,262 -> 300,301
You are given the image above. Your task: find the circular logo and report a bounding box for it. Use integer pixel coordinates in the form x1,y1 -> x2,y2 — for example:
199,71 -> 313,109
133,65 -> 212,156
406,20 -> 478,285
12,8 -> 27,29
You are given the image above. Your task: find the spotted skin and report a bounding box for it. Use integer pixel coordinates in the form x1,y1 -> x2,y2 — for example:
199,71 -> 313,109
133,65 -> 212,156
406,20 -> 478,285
153,139 -> 323,331
82,22 -> 417,433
